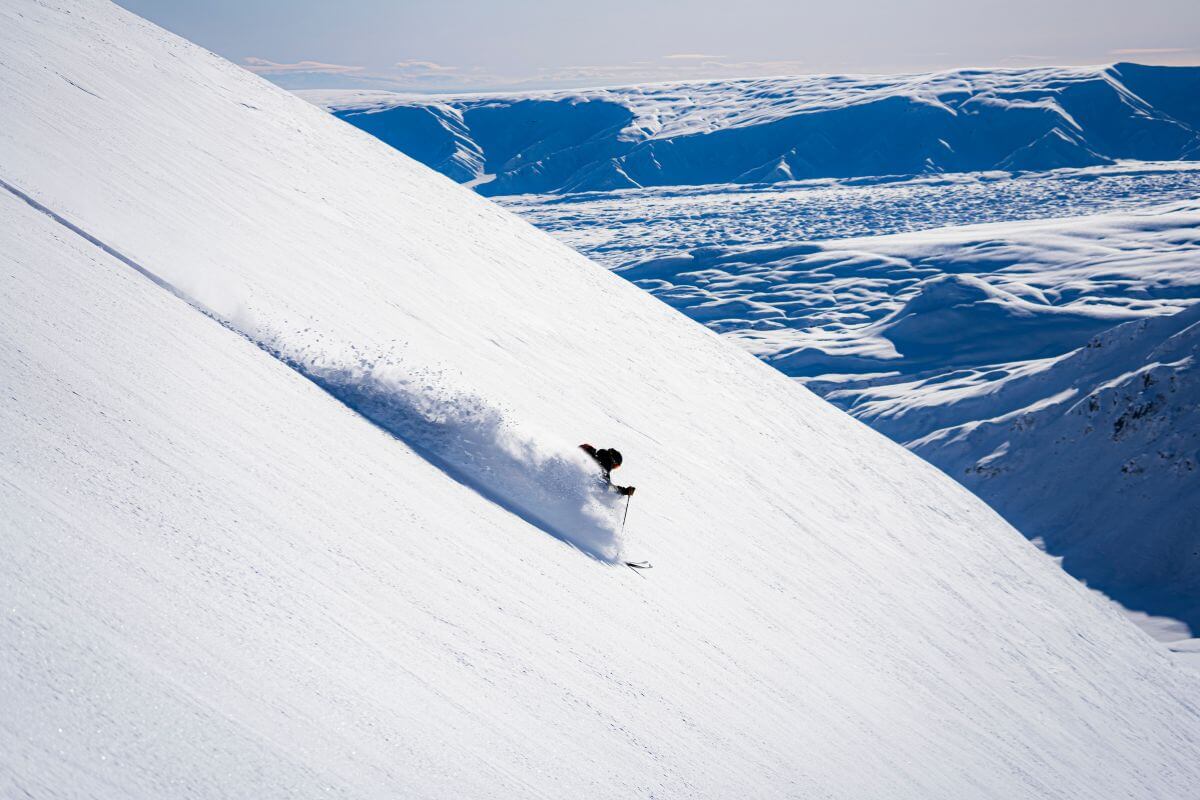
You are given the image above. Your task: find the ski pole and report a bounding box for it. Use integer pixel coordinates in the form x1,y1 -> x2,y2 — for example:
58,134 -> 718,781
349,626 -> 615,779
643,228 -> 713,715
621,493 -> 632,533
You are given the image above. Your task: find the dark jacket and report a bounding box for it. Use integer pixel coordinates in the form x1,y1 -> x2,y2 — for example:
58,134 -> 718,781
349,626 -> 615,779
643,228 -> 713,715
580,443 -> 635,496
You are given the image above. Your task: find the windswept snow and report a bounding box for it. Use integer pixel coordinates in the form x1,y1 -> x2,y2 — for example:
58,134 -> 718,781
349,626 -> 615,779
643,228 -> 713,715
301,13 -> 1200,669
616,201 -> 1200,378
3,1 -> 1200,797
500,163 -> 1200,267
307,63 -> 1200,195
508,184 -> 1200,642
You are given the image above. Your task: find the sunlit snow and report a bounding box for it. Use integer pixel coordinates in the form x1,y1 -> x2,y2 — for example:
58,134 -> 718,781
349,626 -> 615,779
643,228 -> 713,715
3,2 -> 1200,797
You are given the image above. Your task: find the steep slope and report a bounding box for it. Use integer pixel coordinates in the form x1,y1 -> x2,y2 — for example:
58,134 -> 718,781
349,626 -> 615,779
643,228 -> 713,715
306,63 -> 1200,195
3,2 -> 1200,798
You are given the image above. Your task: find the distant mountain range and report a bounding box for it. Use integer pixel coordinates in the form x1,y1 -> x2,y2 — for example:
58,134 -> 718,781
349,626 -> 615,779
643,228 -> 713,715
305,63 -> 1200,195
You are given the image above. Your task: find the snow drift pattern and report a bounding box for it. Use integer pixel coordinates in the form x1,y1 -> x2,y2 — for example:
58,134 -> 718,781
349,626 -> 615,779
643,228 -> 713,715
502,165 -> 1200,270
257,333 -> 627,561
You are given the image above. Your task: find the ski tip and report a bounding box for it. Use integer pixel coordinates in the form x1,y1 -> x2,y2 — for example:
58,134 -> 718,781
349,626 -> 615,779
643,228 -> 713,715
624,560 -> 652,569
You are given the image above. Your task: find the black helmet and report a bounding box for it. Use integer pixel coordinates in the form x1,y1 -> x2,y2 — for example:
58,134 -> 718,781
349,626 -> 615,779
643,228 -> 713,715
606,448 -> 623,468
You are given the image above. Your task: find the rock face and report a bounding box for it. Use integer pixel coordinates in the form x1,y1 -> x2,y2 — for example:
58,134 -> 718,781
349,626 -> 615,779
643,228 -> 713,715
308,63 -> 1200,195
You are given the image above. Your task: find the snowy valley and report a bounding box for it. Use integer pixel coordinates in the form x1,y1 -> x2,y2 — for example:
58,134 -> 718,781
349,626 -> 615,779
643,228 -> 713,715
3,1 -> 1200,797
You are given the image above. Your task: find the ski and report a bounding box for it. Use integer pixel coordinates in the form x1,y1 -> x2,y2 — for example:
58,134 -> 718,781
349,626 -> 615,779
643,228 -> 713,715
624,560 -> 652,570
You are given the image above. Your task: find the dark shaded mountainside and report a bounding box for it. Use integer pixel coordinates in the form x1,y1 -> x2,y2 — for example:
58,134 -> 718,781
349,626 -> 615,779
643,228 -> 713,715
311,64 -> 1200,195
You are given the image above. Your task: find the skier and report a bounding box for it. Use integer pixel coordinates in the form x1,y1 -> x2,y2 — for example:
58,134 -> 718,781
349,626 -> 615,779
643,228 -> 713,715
582,443 -> 649,573
579,443 -> 636,496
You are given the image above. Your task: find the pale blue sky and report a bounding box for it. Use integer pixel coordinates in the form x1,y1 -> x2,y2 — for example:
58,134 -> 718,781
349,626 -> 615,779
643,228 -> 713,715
116,0 -> 1200,92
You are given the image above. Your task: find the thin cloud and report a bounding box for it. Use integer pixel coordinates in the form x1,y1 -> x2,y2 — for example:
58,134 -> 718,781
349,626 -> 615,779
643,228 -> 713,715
384,61 -> 503,89
243,57 -> 363,75
394,59 -> 460,74
706,59 -> 808,72
1002,54 -> 1056,62
255,55 -> 819,94
527,58 -> 809,88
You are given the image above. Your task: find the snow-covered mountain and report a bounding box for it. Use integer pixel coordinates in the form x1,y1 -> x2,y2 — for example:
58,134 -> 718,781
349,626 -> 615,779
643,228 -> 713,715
305,63 -> 1200,195
4,1 -> 1200,797
299,29 -> 1200,652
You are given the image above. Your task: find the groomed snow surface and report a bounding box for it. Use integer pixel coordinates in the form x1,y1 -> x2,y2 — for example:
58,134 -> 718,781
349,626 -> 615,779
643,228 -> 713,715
3,1 -> 1200,797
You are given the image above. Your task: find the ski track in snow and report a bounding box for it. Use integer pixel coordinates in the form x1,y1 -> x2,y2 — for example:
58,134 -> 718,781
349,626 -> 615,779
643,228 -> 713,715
0,176 -> 625,563
257,334 -> 628,561
315,88 -> 1200,644
328,86 -> 1200,643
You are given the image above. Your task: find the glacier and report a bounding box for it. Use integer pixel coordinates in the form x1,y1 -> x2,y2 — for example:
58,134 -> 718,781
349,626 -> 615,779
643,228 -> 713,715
2,1 -> 1200,797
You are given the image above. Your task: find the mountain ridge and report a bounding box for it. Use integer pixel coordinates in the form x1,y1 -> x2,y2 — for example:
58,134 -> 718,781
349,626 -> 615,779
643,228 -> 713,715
305,63 -> 1200,195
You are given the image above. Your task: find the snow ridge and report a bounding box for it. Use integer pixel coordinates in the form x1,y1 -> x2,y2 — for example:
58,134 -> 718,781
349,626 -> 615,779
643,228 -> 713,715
307,63 -> 1200,195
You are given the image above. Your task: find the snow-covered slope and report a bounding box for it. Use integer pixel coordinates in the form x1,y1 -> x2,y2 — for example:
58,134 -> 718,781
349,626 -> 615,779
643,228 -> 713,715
306,63 -> 1200,195
3,2 -> 1200,797
936,308 -> 1200,617
305,46 -> 1200,654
